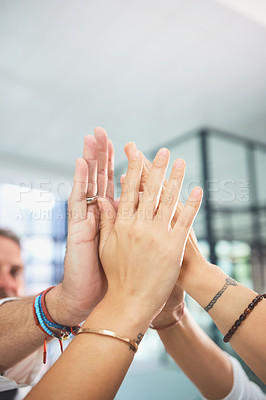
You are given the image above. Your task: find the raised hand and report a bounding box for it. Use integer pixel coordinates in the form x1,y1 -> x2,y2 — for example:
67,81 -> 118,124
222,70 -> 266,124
124,142 -> 203,290
48,128 -> 114,326
97,147 -> 203,325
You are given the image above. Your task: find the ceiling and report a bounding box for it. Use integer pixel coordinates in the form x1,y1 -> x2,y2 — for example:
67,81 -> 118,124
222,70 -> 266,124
0,0 -> 266,185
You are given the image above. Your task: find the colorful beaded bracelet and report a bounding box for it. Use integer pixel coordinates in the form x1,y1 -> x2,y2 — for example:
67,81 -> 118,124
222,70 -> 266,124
223,293 -> 266,343
33,287 -> 80,363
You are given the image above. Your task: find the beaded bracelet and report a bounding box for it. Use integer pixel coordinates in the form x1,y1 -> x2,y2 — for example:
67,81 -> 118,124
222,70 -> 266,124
34,295 -> 63,338
223,293 -> 266,343
38,293 -> 70,332
40,287 -> 80,335
33,294 -> 68,363
33,288 -> 80,363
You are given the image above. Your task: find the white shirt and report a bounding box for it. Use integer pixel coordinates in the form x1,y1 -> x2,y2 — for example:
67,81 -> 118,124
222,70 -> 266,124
203,354 -> 266,400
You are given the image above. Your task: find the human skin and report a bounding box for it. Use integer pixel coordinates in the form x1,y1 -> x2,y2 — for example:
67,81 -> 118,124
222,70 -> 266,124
25,147 -> 203,400
152,286 -> 234,400
0,127 -> 114,372
47,127 -> 115,326
125,142 -> 266,384
0,236 -> 24,298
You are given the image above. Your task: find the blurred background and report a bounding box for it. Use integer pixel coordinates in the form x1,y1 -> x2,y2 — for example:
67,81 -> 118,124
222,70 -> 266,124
0,0 -> 266,398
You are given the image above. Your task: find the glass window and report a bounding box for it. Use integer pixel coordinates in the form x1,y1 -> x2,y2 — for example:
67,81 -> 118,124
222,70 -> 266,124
0,184 -> 67,294
169,135 -> 202,203
255,147 -> 266,206
208,134 -> 250,209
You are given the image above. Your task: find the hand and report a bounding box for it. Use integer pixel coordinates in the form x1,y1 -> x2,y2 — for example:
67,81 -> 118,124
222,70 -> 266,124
124,143 -> 204,290
151,285 -> 185,329
48,128 -> 115,326
98,147 -> 203,326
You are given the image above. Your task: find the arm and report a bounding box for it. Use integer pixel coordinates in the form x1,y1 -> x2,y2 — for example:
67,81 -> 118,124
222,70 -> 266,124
25,147 -> 203,400
125,143 -> 266,383
152,287 -> 233,400
25,296 -> 147,400
0,128 -> 114,372
0,295 -> 52,373
0,285 -> 80,373
180,256 -> 266,384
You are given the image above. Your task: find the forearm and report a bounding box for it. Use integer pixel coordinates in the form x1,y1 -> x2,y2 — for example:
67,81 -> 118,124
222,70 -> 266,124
180,255 -> 266,382
0,285 -> 79,372
26,295 -> 148,400
158,308 -> 233,399
0,296 -> 49,372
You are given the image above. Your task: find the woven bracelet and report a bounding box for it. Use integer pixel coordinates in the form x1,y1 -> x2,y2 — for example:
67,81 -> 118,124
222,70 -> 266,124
223,293 -> 266,343
33,288 -> 80,363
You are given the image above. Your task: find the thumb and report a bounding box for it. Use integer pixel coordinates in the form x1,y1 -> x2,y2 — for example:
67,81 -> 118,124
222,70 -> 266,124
98,197 -> 116,253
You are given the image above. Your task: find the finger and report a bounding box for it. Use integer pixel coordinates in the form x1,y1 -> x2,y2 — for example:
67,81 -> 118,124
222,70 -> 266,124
173,187 -> 203,241
83,135 -> 97,197
156,159 -> 185,227
120,175 -> 142,208
98,197 -> 116,256
94,127 -> 108,197
137,148 -> 169,216
124,142 -> 149,192
117,149 -> 143,217
68,158 -> 88,224
142,152 -> 172,195
126,145 -> 198,243
106,139 -> 115,203
114,198 -> 120,212
168,188 -> 198,245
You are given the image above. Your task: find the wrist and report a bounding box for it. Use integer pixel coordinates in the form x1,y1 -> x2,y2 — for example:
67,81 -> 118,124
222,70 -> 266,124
82,293 -> 150,343
45,284 -> 86,327
179,254 -> 225,301
94,291 -> 153,328
151,302 -> 185,330
104,289 -> 160,325
179,257 -> 247,314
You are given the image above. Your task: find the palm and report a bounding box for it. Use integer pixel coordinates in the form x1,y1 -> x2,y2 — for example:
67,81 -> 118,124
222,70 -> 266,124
62,129 -> 114,319
65,209 -> 105,310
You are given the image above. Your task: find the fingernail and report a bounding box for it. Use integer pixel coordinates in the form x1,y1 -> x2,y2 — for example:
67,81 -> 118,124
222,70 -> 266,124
158,148 -> 168,158
174,159 -> 184,169
131,151 -> 140,160
193,188 -> 203,198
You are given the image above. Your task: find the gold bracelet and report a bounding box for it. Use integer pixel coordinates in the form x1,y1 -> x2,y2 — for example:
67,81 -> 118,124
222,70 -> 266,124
77,328 -> 139,353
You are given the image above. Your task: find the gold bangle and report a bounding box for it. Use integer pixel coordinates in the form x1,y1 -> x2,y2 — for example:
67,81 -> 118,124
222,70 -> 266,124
77,328 -> 139,353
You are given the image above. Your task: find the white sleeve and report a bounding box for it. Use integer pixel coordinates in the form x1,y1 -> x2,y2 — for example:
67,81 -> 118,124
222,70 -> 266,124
202,354 -> 266,400
0,297 -> 20,305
